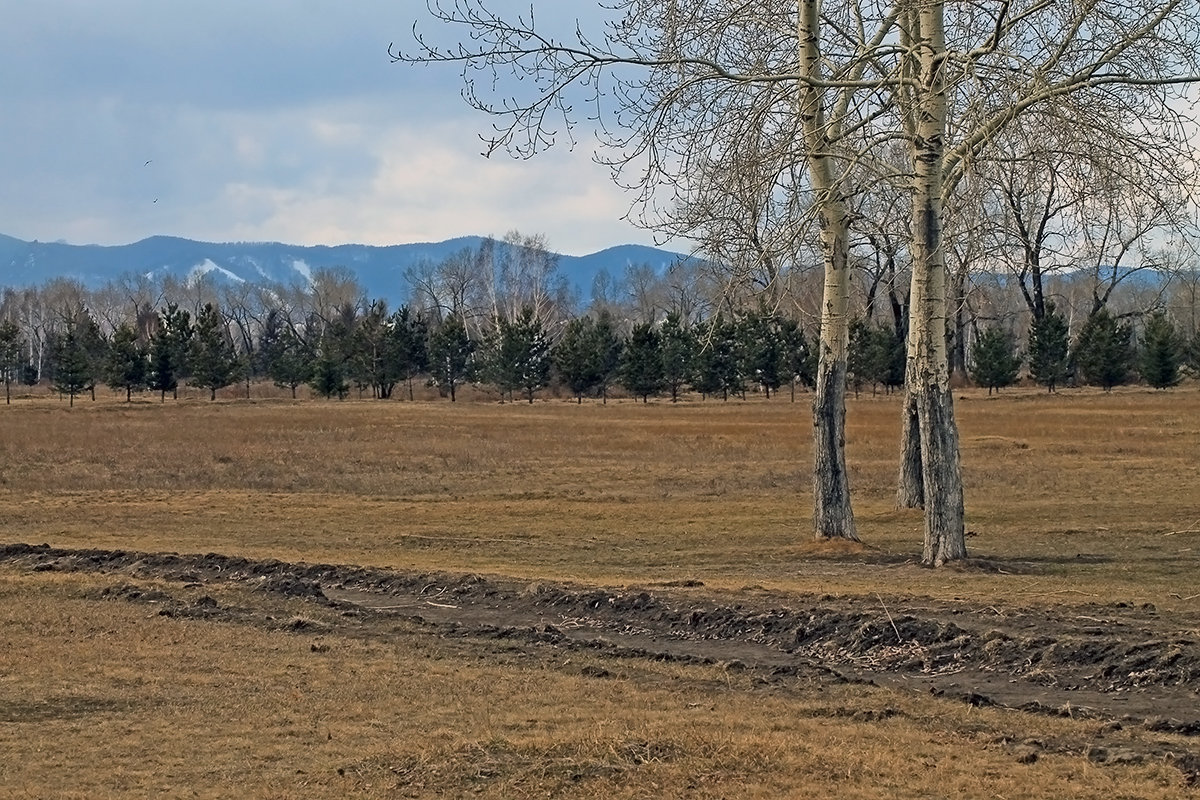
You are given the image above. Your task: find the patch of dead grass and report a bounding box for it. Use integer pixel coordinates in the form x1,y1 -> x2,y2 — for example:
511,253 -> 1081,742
0,570 -> 1194,799
2,387 -> 1199,612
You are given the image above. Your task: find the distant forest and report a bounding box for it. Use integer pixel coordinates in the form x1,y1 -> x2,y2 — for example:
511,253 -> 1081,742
2,234 -> 1198,405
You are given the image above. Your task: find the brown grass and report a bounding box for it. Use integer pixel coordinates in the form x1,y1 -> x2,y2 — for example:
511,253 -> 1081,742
1,569 -> 1194,799
3,386 -> 1200,798
2,386 -> 1198,610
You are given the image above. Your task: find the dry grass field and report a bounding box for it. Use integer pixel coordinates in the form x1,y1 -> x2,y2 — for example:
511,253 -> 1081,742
2,385 -> 1199,797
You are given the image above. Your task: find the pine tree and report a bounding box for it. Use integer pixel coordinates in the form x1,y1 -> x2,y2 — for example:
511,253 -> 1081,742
1073,308 -> 1134,391
308,336 -> 350,399
51,325 -> 93,406
147,331 -> 177,402
105,323 -> 147,402
190,303 -> 241,401
1187,329 -> 1200,378
349,300 -> 393,398
969,326 -> 1022,395
740,309 -> 788,399
484,307 -> 550,403
590,310 -> 623,404
1139,312 -> 1183,389
322,304 -> 362,397
693,314 -> 743,401
1028,301 -> 1071,392
0,320 -> 25,405
621,321 -> 663,402
848,320 -> 897,396
554,316 -> 599,403
148,304 -> 193,401
388,305 -> 429,401
72,310 -> 107,401
780,317 -> 817,400
428,313 -> 475,402
259,311 -> 312,399
659,312 -> 695,402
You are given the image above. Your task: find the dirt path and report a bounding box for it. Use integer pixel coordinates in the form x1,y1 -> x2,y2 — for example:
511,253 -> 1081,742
4,542 -> 1198,751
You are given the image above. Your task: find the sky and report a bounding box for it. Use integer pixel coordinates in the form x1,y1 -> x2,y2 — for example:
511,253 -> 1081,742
0,1 -> 662,256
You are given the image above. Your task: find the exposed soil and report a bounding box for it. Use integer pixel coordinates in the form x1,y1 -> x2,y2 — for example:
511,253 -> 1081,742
4,542 -> 1199,782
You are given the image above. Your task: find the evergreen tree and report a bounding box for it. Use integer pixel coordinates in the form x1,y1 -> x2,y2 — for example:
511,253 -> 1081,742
51,324 -> 93,406
0,320 -> 26,405
190,303 -> 241,401
484,307 -> 551,403
847,320 -> 899,397
590,310 -> 623,404
780,317 -> 817,400
621,321 -> 664,402
693,314 -> 743,400
1028,301 -> 1071,392
1139,311 -> 1184,389
349,300 -> 393,398
321,304 -> 362,396
105,323 -> 147,402
148,304 -> 193,401
554,316 -> 599,403
147,331 -> 177,402
739,309 -> 789,399
659,312 -> 695,402
1073,308 -> 1134,391
73,310 -> 107,401
389,305 -> 429,401
308,334 -> 350,399
428,313 -> 475,402
969,326 -> 1022,394
259,311 -> 313,399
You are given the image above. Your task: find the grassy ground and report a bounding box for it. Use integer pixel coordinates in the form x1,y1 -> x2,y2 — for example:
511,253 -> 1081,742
1,385 -> 1198,608
2,385 -> 1199,797
1,570 -> 1194,799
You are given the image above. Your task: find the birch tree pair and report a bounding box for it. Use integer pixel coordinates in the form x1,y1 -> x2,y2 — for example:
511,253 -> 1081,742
398,0 -> 1200,565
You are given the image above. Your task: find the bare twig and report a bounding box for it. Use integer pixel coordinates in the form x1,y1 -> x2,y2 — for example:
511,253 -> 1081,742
877,592 -> 902,643
1164,518 -> 1200,535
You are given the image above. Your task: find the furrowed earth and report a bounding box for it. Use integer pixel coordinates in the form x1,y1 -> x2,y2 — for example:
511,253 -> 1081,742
3,542 -> 1199,792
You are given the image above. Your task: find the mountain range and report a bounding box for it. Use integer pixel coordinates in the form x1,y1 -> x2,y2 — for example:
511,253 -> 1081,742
0,233 -> 690,304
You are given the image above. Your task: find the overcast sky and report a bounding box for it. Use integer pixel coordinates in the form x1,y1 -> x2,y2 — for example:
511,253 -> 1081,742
0,2 -> 661,256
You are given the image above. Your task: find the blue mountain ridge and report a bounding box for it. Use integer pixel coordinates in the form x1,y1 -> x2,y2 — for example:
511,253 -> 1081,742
0,234 -> 692,305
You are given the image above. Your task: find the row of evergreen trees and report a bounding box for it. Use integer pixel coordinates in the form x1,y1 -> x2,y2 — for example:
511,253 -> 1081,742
969,304 -> 1200,393
0,301 -> 819,404
2,297 -> 1198,406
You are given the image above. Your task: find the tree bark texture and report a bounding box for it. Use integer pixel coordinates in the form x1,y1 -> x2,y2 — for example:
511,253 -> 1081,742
896,379 -> 924,508
811,221 -> 858,541
801,0 -> 857,541
908,0 -> 966,565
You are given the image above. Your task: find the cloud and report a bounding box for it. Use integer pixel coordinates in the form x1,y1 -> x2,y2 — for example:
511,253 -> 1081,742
217,116 -> 651,254
0,1 -> 668,256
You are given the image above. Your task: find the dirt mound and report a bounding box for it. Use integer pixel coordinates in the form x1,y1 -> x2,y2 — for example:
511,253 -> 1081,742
3,542 -> 1199,733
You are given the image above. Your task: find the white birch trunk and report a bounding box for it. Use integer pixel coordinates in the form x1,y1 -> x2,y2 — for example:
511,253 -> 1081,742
909,0 -> 965,565
801,0 -> 857,541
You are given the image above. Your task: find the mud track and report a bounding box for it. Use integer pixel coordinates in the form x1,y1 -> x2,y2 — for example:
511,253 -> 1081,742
4,543 -> 1199,752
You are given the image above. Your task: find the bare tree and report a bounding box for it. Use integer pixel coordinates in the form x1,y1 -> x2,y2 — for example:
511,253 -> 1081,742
399,0 -> 1200,563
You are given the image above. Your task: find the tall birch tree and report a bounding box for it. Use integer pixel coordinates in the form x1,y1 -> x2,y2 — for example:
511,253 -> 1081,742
398,0 -> 1200,563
